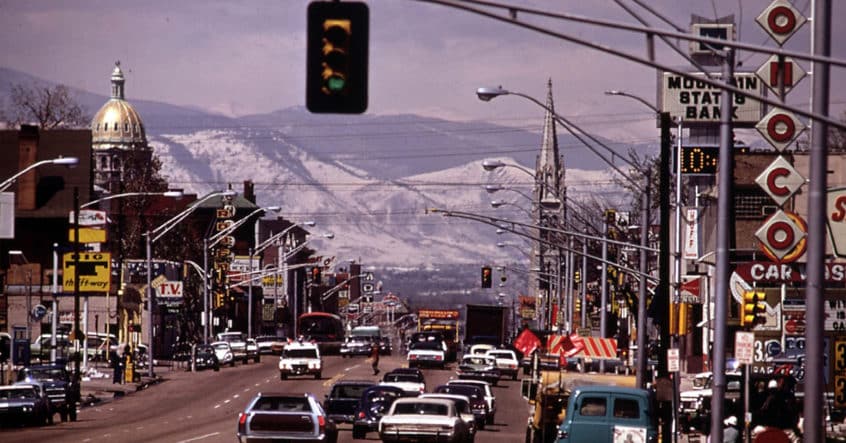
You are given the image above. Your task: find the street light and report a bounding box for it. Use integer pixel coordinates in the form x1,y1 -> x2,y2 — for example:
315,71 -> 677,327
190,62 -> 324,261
203,205 -> 281,341
80,191 -> 183,209
146,189 -> 236,377
0,156 -> 80,192
604,90 -> 660,113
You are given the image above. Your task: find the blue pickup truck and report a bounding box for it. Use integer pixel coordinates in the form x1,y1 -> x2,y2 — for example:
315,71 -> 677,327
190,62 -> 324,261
556,385 -> 657,443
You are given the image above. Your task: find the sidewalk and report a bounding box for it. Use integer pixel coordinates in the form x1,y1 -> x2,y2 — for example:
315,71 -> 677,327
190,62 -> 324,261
79,360 -> 190,407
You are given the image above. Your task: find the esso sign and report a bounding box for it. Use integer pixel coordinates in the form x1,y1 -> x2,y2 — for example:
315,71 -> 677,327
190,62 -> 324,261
756,0 -> 806,45
756,108 -> 805,151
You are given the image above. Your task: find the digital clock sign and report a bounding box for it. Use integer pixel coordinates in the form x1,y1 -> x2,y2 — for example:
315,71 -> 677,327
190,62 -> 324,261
680,145 -> 749,175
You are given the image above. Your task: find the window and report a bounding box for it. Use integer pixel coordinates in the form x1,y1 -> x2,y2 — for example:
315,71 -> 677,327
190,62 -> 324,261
579,397 -> 607,416
124,123 -> 129,132
613,398 -> 640,419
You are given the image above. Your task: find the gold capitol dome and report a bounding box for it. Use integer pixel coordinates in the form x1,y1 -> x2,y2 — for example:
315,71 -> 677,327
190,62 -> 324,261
90,61 -> 150,192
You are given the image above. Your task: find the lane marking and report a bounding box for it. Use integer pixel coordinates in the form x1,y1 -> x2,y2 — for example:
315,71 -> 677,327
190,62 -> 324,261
224,399 -> 231,404
214,404 -> 221,409
233,394 -> 240,398
177,431 -> 221,443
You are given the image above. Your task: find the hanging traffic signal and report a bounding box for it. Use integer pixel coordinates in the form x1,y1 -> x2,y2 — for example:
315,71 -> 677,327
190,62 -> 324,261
481,266 -> 492,288
741,291 -> 767,327
306,1 -> 369,114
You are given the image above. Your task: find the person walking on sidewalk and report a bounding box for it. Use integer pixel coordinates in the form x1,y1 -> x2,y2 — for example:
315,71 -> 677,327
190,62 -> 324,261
370,341 -> 380,375
111,349 -> 124,384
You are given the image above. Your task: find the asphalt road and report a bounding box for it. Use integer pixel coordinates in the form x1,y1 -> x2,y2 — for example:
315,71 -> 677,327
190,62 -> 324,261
0,353 -> 529,442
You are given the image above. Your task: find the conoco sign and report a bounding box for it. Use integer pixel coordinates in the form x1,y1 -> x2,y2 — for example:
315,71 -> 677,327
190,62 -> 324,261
755,209 -> 807,262
756,0 -> 806,45
756,108 -> 805,151
755,155 -> 805,206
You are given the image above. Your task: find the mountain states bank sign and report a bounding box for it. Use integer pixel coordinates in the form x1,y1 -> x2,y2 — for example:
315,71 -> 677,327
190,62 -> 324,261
661,72 -> 763,125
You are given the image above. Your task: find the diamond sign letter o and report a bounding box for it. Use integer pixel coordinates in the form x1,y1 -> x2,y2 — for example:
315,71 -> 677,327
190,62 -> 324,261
768,6 -> 797,35
767,221 -> 795,250
767,113 -> 796,142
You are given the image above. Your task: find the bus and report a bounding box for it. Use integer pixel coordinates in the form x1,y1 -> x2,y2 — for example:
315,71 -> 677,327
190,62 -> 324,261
297,312 -> 344,355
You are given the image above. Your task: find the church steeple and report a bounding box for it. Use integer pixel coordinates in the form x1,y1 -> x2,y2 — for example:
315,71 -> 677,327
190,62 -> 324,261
536,78 -> 564,208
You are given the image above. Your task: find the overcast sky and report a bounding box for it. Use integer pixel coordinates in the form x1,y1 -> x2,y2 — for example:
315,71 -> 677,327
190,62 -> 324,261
1,0 -> 843,145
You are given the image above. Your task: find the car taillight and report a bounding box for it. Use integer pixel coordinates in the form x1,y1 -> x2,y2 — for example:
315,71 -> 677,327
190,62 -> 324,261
435,355 -> 442,360
409,355 -> 417,360
238,413 -> 247,434
318,415 -> 326,432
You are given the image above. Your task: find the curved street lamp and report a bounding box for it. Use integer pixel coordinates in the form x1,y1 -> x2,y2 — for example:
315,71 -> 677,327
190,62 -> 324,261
146,189 -> 236,376
80,191 -> 183,209
0,157 -> 79,192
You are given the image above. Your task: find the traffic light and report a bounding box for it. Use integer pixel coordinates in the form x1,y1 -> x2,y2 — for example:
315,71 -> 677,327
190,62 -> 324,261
741,291 -> 767,327
481,266 -> 492,288
306,1 -> 369,114
311,266 -> 322,284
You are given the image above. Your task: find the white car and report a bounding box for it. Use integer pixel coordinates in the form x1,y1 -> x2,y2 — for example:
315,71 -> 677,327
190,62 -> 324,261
380,371 -> 426,396
407,340 -> 447,369
216,331 -> 247,363
485,349 -> 520,380
379,397 -> 472,443
447,379 -> 496,424
210,341 -> 235,367
278,340 -> 322,380
469,344 -> 495,355
419,393 -> 477,438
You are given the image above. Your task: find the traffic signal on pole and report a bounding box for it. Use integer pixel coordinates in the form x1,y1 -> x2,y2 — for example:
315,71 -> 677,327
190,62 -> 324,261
741,291 -> 767,327
306,1 -> 369,114
481,266 -> 492,288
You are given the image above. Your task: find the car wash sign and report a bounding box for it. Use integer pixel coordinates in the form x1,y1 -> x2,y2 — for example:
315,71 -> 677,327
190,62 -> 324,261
661,72 -> 764,125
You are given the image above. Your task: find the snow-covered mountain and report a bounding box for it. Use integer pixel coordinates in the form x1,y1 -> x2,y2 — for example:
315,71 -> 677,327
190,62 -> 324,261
1,66 -> 634,265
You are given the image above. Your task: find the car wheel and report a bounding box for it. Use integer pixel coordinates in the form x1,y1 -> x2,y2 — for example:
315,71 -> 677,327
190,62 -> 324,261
214,364 -> 220,372
255,355 -> 260,363
477,420 -> 485,430
60,411 -> 67,422
512,373 -> 518,381
230,359 -> 235,367
280,373 -> 287,380
314,372 -> 321,380
69,407 -> 77,422
486,414 -> 494,425
352,427 -> 366,439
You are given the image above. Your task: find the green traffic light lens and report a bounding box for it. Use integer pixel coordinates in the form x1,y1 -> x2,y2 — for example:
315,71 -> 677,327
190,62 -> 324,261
327,76 -> 346,92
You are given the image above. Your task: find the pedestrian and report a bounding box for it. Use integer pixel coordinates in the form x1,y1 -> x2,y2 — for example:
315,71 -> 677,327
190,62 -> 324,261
370,341 -> 380,375
110,349 -> 123,384
723,416 -> 740,443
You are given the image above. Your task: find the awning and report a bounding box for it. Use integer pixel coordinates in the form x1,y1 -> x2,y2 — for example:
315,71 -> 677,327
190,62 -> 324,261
547,334 -> 619,360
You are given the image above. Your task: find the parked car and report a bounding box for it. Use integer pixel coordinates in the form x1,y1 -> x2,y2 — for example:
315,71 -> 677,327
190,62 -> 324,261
447,379 -> 496,425
210,341 -> 235,367
419,393 -> 477,441
456,354 -> 501,386
485,349 -> 520,380
17,364 -> 78,422
433,383 -> 489,430
324,380 -> 376,424
29,334 -> 70,362
340,336 -> 373,358
278,340 -> 323,380
407,339 -> 446,369
378,397 -> 472,443
379,369 -> 426,396
193,344 -> 220,371
236,392 -> 337,443
0,385 -> 53,427
351,385 -> 405,439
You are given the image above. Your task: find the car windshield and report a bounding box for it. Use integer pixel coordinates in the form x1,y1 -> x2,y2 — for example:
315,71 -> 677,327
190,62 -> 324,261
410,341 -> 442,351
196,347 -> 215,356
488,351 -> 513,359
253,396 -> 310,412
393,402 -> 448,416
332,384 -> 370,399
213,343 -> 229,351
25,368 -> 67,381
384,374 -> 419,383
283,348 -> 318,359
219,334 -> 244,343
435,385 -> 481,400
0,388 -> 37,400
463,356 -> 492,365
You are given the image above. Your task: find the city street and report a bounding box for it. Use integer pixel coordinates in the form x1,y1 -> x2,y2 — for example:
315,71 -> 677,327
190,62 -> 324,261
0,353 -> 529,442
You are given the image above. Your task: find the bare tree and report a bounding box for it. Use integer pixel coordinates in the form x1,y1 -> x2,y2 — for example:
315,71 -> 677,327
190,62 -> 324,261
5,83 -> 89,129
